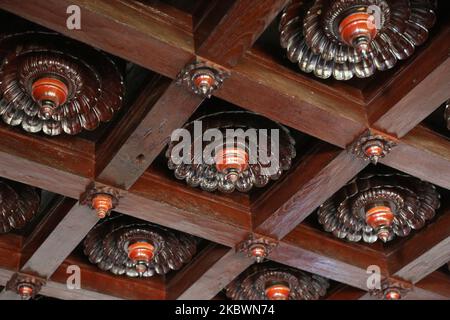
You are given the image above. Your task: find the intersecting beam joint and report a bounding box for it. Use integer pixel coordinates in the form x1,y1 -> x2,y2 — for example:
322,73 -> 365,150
80,182 -> 123,219
6,272 -> 46,300
176,58 -> 230,98
349,128 -> 398,165
236,233 -> 278,263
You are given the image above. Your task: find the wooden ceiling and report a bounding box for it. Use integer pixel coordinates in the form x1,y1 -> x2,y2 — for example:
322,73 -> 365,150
0,0 -> 448,300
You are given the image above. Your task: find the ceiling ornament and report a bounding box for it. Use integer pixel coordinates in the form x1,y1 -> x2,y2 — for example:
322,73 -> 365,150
0,178 -> 40,233
369,277 -> 413,300
225,263 -> 329,300
350,130 -> 396,164
0,31 -> 124,135
166,111 -> 296,193
80,183 -> 121,219
237,234 -> 278,263
318,171 -> 440,243
279,0 -> 437,80
177,60 -> 229,98
83,215 -> 198,277
6,273 -> 46,300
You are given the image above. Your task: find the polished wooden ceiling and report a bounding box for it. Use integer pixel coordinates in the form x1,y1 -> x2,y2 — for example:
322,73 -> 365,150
0,0 -> 448,300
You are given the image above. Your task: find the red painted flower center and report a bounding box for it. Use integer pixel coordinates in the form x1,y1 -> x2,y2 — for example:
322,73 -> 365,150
250,244 -> 266,262
385,288 -> 401,300
364,145 -> 383,157
91,194 -> 113,219
193,72 -> 215,95
31,77 -> 69,118
366,205 -> 394,242
215,147 -> 249,180
339,12 -> 378,53
18,284 -> 34,299
128,241 -> 155,273
265,283 -> 290,300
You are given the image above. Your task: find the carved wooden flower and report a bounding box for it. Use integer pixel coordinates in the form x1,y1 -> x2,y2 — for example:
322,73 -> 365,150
166,111 -> 296,193
280,0 -> 437,80
83,215 -> 198,277
0,178 -> 40,233
225,263 -> 329,300
0,32 -> 124,135
317,171 -> 440,243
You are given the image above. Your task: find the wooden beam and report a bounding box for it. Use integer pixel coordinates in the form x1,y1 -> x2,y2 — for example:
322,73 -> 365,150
1,124 -> 447,298
0,237 -> 165,300
0,0 -> 194,78
270,224 -> 389,290
325,285 -> 366,300
386,208 -> 450,284
96,77 -> 203,189
0,265 -> 119,300
167,243 -> 230,299
175,249 -> 252,300
194,0 -> 288,68
0,125 -> 90,199
0,0 -> 368,150
49,256 -> 165,300
253,143 -> 367,239
20,199 -> 99,278
358,271 -> 450,300
0,234 -> 22,271
119,171 -> 251,247
0,290 -> 21,300
413,271 -> 450,300
0,124 -> 94,179
368,21 -> 450,137
167,243 -> 252,300
40,281 -> 121,300
380,125 -> 450,190
216,51 -> 367,148
0,129 -> 392,293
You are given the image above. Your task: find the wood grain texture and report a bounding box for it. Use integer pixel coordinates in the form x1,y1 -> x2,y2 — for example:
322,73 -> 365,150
388,208 -> 450,284
167,243 -> 231,299
325,285 -> 366,300
367,21 -> 450,137
0,0 -> 369,150
0,289 -> 22,300
0,124 -> 94,179
380,125 -> 450,189
0,146 -> 89,199
253,143 -> 367,239
119,172 -> 251,247
0,240 -> 165,300
0,0 -> 195,78
195,0 -> 288,67
0,265 -> 119,300
50,256 -> 165,300
216,51 -> 367,148
97,79 -> 203,189
167,243 -> 253,300
271,241 -> 372,290
268,223 -> 390,290
414,271 -> 450,299
0,234 -> 22,271
40,281 -> 122,300
21,202 -> 99,278
0,0 -> 449,301
176,250 -> 252,300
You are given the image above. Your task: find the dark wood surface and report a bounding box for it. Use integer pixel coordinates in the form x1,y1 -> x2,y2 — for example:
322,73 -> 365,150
97,78 -> 203,189
195,0 -> 288,68
253,144 -> 367,239
0,0 -> 448,300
